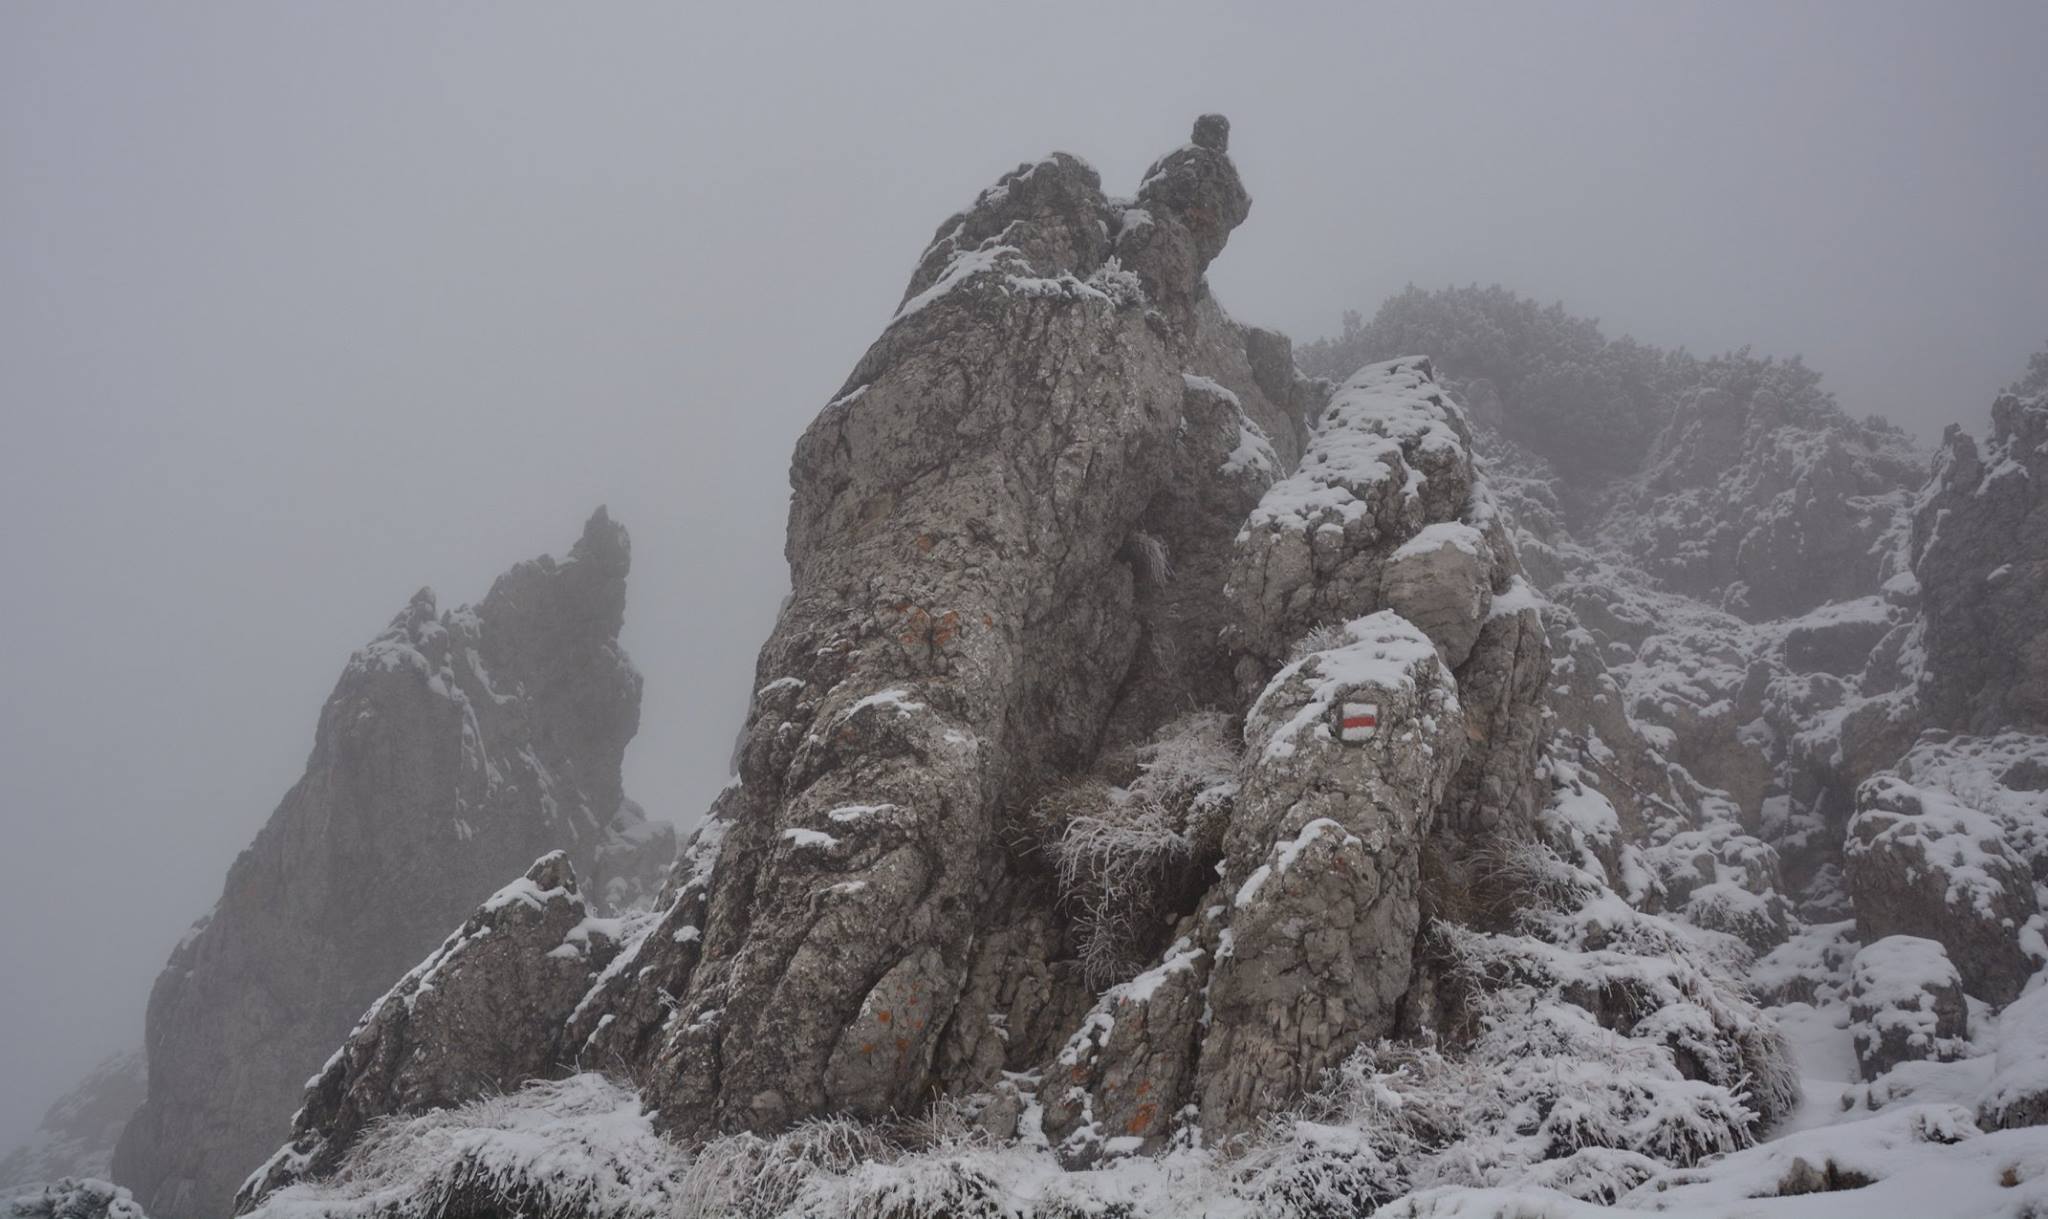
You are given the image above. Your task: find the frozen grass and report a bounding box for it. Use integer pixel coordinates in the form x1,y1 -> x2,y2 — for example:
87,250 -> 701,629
1035,713 -> 1240,987
242,1075 -> 686,1219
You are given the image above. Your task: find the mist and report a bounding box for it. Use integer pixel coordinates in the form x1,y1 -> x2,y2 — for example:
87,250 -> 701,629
2,0 -> 2044,1150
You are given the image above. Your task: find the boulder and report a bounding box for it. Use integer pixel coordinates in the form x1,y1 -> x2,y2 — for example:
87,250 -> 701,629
1846,936 -> 1969,1080
1845,774 -> 2038,1004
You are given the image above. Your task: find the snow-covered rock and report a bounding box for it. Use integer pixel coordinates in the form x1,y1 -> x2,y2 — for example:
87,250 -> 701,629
237,853 -> 637,1210
0,1051 -> 145,1192
1913,387 -> 2048,732
1846,770 -> 2039,1003
1847,936 -> 1970,1080
111,510 -> 674,1219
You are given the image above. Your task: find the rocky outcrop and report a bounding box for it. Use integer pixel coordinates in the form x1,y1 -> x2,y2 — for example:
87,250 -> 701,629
111,511 -> 673,1219
555,117 -> 1283,1143
1846,936 -> 1969,1080
1227,356 -> 1550,843
1845,770 -> 2038,1004
1199,613 -> 1465,1131
1597,372 -> 1922,622
1911,388 -> 2048,732
237,853 -> 631,1209
1230,358 -> 1499,666
231,118 -> 1799,1214
0,1053 -> 145,1192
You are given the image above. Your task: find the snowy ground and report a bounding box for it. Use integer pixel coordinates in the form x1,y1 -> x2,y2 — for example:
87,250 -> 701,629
1380,992 -> 2048,1218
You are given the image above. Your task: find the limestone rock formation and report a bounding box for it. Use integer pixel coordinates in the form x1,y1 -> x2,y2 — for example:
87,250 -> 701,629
237,852 -> 632,1207
1199,613 -> 1465,1130
1846,936 -> 1969,1080
1911,388 -> 2048,732
111,510 -> 674,1219
1846,770 -> 2038,1004
0,1052 -> 145,1192
1594,371 -> 1923,622
220,118 -> 1864,1218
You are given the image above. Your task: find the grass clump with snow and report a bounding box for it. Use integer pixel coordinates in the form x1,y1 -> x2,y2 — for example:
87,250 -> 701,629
241,1075 -> 687,1219
1033,713 -> 1240,988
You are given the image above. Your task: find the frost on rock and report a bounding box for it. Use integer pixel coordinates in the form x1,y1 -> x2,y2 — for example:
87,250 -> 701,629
239,1076 -> 683,1219
4,1179 -> 148,1219
1596,372 -> 1925,622
1231,357 -> 1500,665
1980,985 -> 2048,1130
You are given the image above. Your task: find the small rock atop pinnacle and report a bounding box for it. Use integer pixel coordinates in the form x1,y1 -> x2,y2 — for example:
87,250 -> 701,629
1192,113 -> 1230,153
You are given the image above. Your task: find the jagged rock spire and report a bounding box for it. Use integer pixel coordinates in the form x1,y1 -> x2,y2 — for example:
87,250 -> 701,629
112,513 -> 673,1219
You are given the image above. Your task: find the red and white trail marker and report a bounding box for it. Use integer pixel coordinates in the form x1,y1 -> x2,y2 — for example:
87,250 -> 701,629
1340,701 -> 1379,743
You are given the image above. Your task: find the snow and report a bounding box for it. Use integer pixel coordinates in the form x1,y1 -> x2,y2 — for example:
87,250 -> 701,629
779,827 -> 838,850
1248,612 -> 1451,762
1111,938 -> 1204,1005
1851,934 -> 1961,1009
1393,520 -> 1485,561
844,688 -> 925,718
242,1075 -> 685,1219
1220,411 -> 1280,479
1233,864 -> 1271,909
1848,774 -> 2030,921
891,244 -> 1016,321
480,867 -> 576,915
1246,356 -> 1468,536
1982,984 -> 2048,1120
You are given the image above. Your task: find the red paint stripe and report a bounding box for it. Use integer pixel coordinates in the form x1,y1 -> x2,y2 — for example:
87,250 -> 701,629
1342,716 -> 1377,730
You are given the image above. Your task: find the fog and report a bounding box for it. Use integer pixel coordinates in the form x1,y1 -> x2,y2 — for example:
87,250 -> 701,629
2,1 -> 2043,1149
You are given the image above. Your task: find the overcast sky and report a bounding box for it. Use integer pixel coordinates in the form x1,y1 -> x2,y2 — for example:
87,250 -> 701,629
3,1 -> 2044,1149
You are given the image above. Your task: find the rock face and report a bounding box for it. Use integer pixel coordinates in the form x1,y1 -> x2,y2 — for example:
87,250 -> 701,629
1845,770 -> 2038,1004
593,124 -> 1258,1141
1846,936 -> 1969,1080
236,853 -> 631,1208
0,1053 -> 145,1191
1198,613 -> 1465,1129
1599,376 -> 1921,621
230,119 -> 1823,1215
1911,389 -> 2048,732
111,511 -> 674,1219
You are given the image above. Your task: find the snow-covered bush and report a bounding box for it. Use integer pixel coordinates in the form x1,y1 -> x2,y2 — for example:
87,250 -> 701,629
1430,808 -> 1799,1161
4,1179 -> 146,1219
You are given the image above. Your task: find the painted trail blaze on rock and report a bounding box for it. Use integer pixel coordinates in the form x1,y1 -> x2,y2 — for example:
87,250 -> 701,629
1339,701 -> 1379,742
